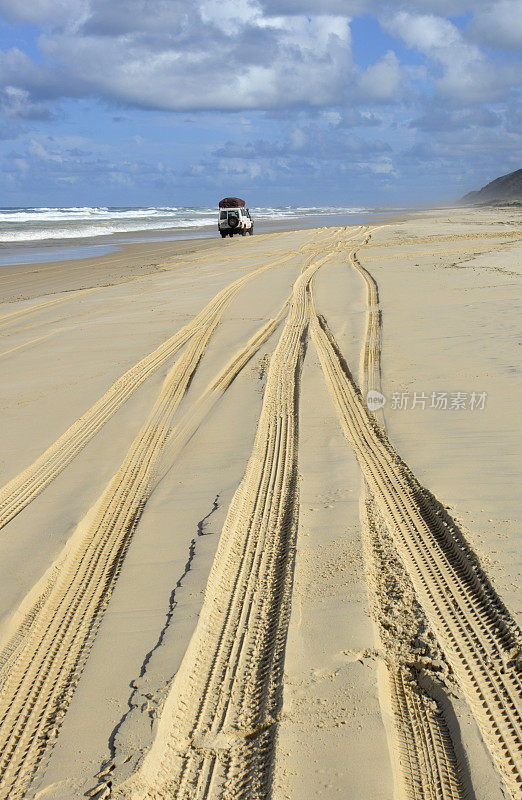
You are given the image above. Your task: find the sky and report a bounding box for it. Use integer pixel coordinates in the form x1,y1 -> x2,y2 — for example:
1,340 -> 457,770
0,0 -> 520,208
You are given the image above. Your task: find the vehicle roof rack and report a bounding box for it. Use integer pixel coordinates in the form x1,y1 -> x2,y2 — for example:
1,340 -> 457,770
219,197 -> 246,208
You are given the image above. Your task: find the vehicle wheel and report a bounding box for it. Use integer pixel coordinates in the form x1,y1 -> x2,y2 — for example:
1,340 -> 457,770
229,232 -> 234,237
220,232 -> 226,238
241,229 -> 246,236
248,227 -> 254,235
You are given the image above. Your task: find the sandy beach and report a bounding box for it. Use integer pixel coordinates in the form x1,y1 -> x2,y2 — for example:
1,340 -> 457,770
0,206 -> 521,800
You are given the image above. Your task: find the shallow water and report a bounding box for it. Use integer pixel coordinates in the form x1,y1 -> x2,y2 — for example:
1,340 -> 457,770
0,243 -> 118,268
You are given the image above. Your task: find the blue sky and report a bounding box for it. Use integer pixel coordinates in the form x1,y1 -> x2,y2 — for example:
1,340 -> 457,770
0,0 -> 520,208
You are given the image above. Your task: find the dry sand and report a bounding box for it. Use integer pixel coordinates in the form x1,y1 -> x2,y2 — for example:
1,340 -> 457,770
0,208 -> 520,800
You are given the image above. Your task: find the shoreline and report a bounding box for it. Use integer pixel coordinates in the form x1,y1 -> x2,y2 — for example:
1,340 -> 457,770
0,208 -> 411,274
0,210 -> 413,303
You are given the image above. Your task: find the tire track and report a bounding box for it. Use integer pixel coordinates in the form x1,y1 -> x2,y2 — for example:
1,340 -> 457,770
347,237 -> 383,406
362,497 -> 470,800
0,288 -> 100,329
0,267 -> 304,800
0,287 -> 151,340
0,300 -> 223,799
346,236 -> 469,798
0,303 -> 288,692
0,226 -> 358,799
105,231 -> 357,800
0,329 -> 63,361
0,237 -> 315,532
367,231 -> 522,248
311,311 -> 522,798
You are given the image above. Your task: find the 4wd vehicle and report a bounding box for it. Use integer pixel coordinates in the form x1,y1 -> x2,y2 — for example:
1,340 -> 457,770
218,197 -> 254,237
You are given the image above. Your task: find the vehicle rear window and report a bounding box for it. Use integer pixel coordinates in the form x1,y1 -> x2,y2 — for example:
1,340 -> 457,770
220,211 -> 227,220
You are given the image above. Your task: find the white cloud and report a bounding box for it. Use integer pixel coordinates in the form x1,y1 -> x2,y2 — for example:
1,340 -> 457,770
389,12 -> 458,50
0,0 -> 518,114
384,11 -> 514,102
0,1 -> 353,111
358,51 -> 404,102
0,0 -> 520,207
200,0 -> 260,33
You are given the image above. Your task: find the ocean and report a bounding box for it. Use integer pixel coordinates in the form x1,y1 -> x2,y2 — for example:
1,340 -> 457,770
0,206 -> 371,244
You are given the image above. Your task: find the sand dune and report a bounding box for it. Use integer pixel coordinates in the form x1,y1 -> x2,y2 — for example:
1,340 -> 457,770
0,211 -> 520,800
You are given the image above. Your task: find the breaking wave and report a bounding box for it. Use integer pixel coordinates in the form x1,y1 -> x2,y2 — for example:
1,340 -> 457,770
0,205 -> 370,243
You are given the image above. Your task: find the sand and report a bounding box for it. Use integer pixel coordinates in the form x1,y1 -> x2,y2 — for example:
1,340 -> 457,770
0,209 -> 520,800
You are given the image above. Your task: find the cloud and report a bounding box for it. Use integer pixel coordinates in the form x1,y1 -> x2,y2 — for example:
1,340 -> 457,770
470,0 -> 522,51
357,51 -> 405,102
258,0 -> 367,13
411,104 -> 503,132
259,0 -> 492,16
27,137 -> 63,162
0,84 -> 55,139
336,108 -> 383,127
383,11 -> 515,102
199,114 -> 398,196
405,125 -> 522,164
0,86 -> 53,120
0,0 -> 84,27
1,133 -> 161,193
79,0 -> 188,36
0,1 -> 353,111
0,0 -> 519,206
213,123 -> 391,161
0,0 -> 518,116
